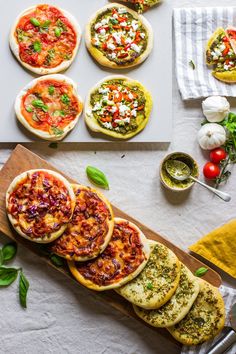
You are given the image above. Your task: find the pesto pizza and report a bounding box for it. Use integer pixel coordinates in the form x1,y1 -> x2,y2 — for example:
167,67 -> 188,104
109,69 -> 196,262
51,184 -> 114,261
68,218 -> 150,291
15,74 -> 83,141
85,75 -> 153,139
6,169 -> 75,243
10,4 -> 81,75
119,0 -> 161,14
85,3 -> 153,69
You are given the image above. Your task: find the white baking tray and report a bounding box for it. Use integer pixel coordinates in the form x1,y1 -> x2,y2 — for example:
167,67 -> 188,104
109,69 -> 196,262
0,0 -> 172,142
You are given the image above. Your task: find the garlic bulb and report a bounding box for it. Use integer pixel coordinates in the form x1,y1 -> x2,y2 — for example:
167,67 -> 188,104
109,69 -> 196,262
197,123 -> 226,150
202,96 -> 230,122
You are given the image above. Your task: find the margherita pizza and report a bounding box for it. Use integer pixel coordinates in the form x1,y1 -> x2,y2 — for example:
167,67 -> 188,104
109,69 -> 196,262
51,184 -> 114,261
10,4 -> 81,75
85,75 -> 152,139
6,169 -> 75,243
15,74 -> 83,141
68,218 -> 150,291
85,3 -> 153,69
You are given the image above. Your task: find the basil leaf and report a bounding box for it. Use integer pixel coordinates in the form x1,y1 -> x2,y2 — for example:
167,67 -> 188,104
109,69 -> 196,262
32,99 -> 48,112
86,166 -> 109,190
30,17 -> 40,27
54,27 -> 62,37
53,110 -> 65,117
48,85 -> 55,95
146,282 -> 153,290
41,20 -> 51,29
195,267 -> 208,277
189,60 -> 196,70
50,254 -> 64,267
0,250 -> 3,266
51,127 -> 64,136
61,94 -> 70,105
19,271 -> 29,308
33,40 -> 42,53
0,267 -> 18,286
48,142 -> 58,149
26,106 -> 33,113
2,243 -> 17,262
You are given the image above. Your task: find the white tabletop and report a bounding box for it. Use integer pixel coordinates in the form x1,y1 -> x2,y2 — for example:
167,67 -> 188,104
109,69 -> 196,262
1,1 -> 236,353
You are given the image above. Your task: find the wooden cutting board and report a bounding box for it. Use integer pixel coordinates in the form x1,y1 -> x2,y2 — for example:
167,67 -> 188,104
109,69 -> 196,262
0,145 -> 222,346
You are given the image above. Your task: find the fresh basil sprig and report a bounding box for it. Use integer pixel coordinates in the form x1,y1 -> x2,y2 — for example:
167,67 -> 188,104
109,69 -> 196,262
195,267 -> 208,277
0,242 -> 29,308
50,254 -> 64,267
86,166 -> 109,190
19,271 -> 29,308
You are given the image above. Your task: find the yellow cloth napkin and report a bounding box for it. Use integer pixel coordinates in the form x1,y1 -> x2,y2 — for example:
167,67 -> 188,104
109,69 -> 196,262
189,219 -> 236,279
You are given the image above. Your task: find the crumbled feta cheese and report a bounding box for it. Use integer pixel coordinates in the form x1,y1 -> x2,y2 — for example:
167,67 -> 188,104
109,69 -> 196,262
98,87 -> 110,94
99,28 -> 106,36
120,21 -> 127,27
214,48 -> 221,56
125,38 -> 132,44
140,32 -> 145,39
131,109 -> 137,117
92,102 -> 102,111
94,35 -> 100,46
101,19 -> 108,25
109,52 -> 116,59
213,54 -> 219,60
133,101 -> 138,108
113,13 -> 118,19
131,43 -> 141,53
94,22 -> 102,30
128,93 -> 134,100
229,61 -> 234,65
113,32 -> 122,45
123,117 -> 130,123
219,44 -> 226,51
103,122 -> 112,129
111,106 -> 118,113
119,104 -> 130,116
131,20 -> 139,31
224,64 -> 229,70
128,30 -> 135,38
118,8 -> 127,14
107,43 -> 116,50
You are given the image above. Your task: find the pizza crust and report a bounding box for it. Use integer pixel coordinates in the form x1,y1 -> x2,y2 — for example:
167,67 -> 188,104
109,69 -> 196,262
133,263 -> 200,327
6,169 -> 76,243
167,279 -> 225,345
15,74 -> 83,141
68,217 -> 151,291
116,240 -> 181,309
85,75 -> 153,140
212,69 -> 236,83
85,3 -> 153,69
52,184 -> 114,261
9,5 -> 81,75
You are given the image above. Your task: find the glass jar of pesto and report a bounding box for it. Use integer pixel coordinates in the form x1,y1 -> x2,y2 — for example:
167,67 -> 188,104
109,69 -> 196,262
160,152 -> 199,191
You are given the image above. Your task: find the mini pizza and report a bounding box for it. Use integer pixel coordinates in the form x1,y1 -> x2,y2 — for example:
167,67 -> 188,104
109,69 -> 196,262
51,184 -> 114,261
167,279 -> 225,345
68,218 -> 150,291
119,0 -> 161,14
15,74 -> 83,141
6,169 -> 76,243
206,28 -> 236,65
116,240 -> 181,309
85,75 -> 152,139
85,3 -> 153,69
133,263 -> 200,327
213,59 -> 236,83
10,4 -> 81,75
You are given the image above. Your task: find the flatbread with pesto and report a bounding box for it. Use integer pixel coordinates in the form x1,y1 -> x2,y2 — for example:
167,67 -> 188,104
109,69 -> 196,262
116,240 -> 181,309
167,279 -> 225,346
85,75 -> 152,140
133,263 -> 200,327
213,60 -> 236,83
119,0 -> 161,14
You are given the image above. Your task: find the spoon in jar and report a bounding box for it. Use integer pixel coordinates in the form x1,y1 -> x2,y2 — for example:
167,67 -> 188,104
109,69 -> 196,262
165,160 -> 231,202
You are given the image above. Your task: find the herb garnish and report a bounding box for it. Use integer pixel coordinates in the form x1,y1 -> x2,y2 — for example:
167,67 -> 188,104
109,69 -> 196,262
0,242 -> 29,308
189,60 -> 196,70
146,282 -> 153,290
30,18 -> 40,27
61,94 -> 70,105
54,27 -> 62,38
32,99 -> 48,112
51,127 -> 64,136
48,85 -> 55,95
33,40 -> 42,53
195,267 -> 208,277
86,166 -> 109,190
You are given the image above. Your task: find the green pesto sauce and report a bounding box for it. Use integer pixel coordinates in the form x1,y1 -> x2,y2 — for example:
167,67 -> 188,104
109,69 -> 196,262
162,153 -> 198,189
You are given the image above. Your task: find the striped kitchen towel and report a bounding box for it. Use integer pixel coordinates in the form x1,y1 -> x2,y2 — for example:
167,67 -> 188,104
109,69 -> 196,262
174,7 -> 236,100
181,285 -> 236,354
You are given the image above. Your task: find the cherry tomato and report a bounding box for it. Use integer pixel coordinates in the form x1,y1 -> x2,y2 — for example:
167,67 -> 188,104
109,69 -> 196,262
210,148 -> 227,164
203,162 -> 221,179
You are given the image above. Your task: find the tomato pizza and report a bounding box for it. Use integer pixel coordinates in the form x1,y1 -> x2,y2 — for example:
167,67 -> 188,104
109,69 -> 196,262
15,74 -> 83,141
10,4 -> 81,74
85,3 -> 153,69
68,218 -> 150,291
6,169 -> 75,243
85,75 -> 152,139
51,184 -> 114,261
